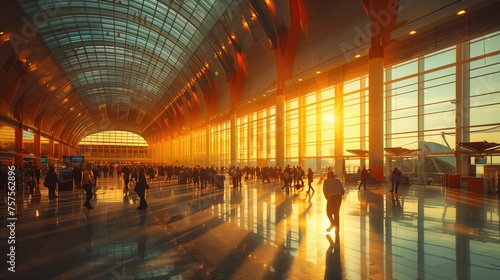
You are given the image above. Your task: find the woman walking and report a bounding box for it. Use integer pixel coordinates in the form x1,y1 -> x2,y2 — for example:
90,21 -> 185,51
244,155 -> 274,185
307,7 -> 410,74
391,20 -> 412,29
323,170 -> 345,233
307,168 -> 315,193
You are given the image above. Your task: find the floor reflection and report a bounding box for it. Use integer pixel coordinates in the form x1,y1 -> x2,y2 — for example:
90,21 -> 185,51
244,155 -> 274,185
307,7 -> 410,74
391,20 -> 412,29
0,176 -> 499,279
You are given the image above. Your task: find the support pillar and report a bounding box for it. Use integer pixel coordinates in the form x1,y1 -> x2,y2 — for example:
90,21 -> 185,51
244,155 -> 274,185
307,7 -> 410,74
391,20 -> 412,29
298,96 -> 306,168
368,47 -> 385,182
230,112 -> 237,167
276,87 -> 285,168
48,137 -> 54,162
14,124 -> 23,166
190,130 -> 194,166
206,123 -> 211,166
34,131 -> 41,167
58,141 -> 63,160
335,85 -> 344,178
456,43 -> 470,176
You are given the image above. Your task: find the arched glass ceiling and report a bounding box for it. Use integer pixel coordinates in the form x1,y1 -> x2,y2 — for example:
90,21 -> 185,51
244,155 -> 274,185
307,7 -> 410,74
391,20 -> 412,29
79,130 -> 148,147
17,0 -> 231,130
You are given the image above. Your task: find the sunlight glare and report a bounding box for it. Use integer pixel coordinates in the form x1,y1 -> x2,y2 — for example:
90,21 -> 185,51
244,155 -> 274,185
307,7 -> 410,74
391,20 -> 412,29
322,114 -> 335,123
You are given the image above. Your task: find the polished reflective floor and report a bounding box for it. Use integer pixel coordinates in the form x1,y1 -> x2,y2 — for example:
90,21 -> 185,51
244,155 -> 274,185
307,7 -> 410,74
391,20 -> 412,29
1,175 -> 500,279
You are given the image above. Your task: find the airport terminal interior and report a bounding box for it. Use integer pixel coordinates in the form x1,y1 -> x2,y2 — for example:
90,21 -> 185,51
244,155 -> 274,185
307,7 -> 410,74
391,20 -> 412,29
1,0 -> 500,279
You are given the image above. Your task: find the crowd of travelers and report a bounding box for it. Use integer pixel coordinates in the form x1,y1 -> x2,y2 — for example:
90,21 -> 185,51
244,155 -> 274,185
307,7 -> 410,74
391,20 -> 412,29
1,162 -> 325,212
0,163 -> 315,196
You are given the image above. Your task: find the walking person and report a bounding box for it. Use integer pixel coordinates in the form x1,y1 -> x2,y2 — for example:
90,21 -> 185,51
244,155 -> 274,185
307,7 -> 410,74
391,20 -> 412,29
307,168 -> 315,193
91,166 -> 100,198
34,166 -> 41,185
358,166 -> 369,190
323,170 -> 345,233
122,165 -> 131,191
73,165 -> 82,189
283,166 -> 291,194
135,167 -> 149,210
390,167 -> 402,194
44,166 -> 58,202
82,164 -> 94,209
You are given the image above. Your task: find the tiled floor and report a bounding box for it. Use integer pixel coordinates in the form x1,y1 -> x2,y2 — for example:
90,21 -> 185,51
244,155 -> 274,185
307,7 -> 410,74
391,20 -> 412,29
1,174 -> 500,279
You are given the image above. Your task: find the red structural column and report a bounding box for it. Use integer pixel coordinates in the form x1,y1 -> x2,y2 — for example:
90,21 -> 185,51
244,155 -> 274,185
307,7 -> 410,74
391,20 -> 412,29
228,49 -> 245,167
275,84 -> 285,167
14,124 -> 23,166
34,131 -> 41,167
272,0 -> 301,168
48,137 -> 54,163
365,0 -> 400,182
368,44 -> 385,182
14,105 -> 24,166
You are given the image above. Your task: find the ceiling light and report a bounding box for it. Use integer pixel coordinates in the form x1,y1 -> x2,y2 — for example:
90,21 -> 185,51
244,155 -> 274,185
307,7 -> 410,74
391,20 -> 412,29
298,78 -> 303,82
354,54 -> 361,58
316,71 -> 321,74
456,10 -> 466,15
409,30 -> 417,35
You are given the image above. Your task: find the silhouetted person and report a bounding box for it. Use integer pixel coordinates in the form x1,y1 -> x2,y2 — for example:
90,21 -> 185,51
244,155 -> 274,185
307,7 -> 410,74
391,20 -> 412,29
73,165 -> 82,189
323,170 -> 345,233
390,167 -> 402,194
358,166 -> 369,190
45,166 -> 58,202
34,166 -> 41,185
135,167 -> 149,210
122,165 -> 131,190
307,168 -> 315,193
82,164 -> 94,209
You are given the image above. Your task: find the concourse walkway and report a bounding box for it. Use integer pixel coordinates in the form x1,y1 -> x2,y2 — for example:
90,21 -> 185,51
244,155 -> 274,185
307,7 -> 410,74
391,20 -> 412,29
1,174 -> 500,279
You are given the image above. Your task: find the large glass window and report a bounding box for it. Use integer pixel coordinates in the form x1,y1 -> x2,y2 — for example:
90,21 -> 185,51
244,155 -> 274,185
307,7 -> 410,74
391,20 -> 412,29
285,99 -> 299,166
78,130 -> 149,160
147,30 -> 500,178
211,121 -> 230,167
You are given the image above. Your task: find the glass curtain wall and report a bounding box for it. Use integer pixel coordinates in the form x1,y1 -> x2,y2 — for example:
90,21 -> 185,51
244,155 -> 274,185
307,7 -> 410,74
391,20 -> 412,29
285,99 -> 300,167
385,31 -> 500,178
210,121 -> 231,168
78,130 -> 149,161
149,30 -> 500,175
343,77 -> 369,173
236,107 -> 276,167
192,129 -> 207,165
467,31 -> 500,174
